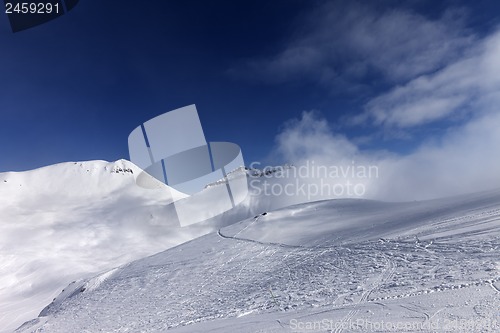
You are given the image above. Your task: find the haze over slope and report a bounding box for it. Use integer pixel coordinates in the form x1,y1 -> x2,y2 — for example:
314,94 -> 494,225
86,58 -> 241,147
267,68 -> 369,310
0,160 -> 329,332
0,160 -> 200,333
19,188 -> 500,332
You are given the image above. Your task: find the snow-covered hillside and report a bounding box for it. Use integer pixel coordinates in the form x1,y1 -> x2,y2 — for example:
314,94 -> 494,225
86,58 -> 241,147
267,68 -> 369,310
18,188 -> 500,332
1,160 -> 315,333
0,160 -> 208,333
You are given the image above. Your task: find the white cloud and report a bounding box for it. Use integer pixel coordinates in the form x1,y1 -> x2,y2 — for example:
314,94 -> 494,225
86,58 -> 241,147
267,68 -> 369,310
374,110 -> 500,200
233,1 -> 474,87
275,111 -> 358,162
256,2 -> 500,201
358,30 -> 500,128
272,28 -> 500,201
274,108 -> 500,201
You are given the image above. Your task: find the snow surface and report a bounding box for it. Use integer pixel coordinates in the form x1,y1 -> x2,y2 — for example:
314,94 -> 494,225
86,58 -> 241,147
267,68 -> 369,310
0,160 -> 317,333
0,160 -> 212,333
15,186 -> 500,332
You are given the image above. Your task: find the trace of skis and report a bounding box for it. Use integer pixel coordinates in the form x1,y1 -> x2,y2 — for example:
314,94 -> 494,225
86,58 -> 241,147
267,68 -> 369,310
333,256 -> 396,333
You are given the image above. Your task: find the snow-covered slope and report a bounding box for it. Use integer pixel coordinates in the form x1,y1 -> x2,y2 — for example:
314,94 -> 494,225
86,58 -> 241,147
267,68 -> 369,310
0,160 -> 205,333
19,189 -> 500,332
1,160 -> 314,333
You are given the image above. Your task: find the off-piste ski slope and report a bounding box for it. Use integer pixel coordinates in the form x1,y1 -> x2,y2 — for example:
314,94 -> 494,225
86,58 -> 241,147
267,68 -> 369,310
0,160 -> 309,332
0,160 -> 207,333
14,168 -> 500,333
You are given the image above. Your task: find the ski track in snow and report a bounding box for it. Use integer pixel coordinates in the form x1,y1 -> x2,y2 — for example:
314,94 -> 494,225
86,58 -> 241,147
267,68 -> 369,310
332,256 -> 396,333
6,182 -> 500,332
30,234 -> 500,332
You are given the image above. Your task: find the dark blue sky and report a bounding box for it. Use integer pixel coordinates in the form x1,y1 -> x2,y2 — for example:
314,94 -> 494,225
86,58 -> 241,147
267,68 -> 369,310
1,0 -> 499,172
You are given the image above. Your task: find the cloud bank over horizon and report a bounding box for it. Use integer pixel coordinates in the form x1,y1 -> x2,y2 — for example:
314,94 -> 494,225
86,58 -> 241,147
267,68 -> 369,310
273,108 -> 500,201
268,6 -> 500,201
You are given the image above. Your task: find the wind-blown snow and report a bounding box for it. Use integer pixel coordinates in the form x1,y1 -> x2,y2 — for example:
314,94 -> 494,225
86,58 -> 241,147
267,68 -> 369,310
17,188 -> 500,332
0,160 -> 206,333
1,160 -> 315,333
